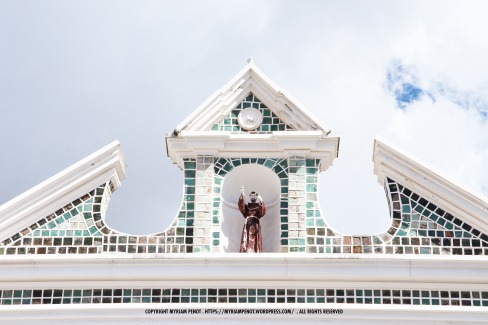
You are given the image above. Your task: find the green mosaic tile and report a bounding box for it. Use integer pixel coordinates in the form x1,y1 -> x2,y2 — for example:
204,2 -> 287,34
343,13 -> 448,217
210,93 -> 294,133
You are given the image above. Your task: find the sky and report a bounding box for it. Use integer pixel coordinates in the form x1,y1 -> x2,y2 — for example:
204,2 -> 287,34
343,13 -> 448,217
1,0 -> 487,236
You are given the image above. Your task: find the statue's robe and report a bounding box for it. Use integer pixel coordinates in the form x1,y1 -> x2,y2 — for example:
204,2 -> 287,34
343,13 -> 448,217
238,194 -> 266,253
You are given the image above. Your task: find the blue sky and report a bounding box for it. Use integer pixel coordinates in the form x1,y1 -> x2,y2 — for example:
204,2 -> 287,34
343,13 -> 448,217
1,1 -> 487,235
387,60 -> 488,119
386,61 -> 427,109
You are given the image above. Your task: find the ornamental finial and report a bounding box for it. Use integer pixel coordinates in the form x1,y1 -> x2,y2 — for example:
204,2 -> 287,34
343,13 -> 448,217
247,57 -> 254,64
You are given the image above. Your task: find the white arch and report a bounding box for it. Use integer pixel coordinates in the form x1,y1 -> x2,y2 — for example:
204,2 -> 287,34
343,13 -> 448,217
220,164 -> 282,253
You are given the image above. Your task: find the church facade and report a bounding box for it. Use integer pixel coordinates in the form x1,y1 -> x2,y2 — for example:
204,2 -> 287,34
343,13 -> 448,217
1,61 -> 487,323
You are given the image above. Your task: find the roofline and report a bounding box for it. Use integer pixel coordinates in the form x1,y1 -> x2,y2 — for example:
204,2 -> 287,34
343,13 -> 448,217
373,136 -> 488,234
249,63 -> 333,133
173,60 -> 335,134
174,61 -> 255,133
0,141 -> 127,240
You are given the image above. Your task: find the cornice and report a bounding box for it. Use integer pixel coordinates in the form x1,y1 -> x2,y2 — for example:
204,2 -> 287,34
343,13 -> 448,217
172,61 -> 336,134
1,254 -> 487,288
373,137 -> 488,234
166,131 -> 339,171
0,141 -> 127,240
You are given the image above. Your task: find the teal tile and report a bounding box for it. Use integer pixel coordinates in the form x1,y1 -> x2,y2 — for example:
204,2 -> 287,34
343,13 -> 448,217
306,184 -> 316,192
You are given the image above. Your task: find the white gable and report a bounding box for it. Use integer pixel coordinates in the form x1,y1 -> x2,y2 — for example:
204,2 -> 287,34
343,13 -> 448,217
373,137 -> 488,235
174,59 -> 333,133
0,141 -> 126,240
166,61 -> 340,171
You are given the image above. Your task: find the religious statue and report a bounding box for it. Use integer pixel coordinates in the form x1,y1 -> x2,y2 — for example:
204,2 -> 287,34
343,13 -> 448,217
238,186 -> 266,253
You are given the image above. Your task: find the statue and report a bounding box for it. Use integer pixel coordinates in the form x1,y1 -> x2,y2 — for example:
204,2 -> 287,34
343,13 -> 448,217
238,186 -> 266,253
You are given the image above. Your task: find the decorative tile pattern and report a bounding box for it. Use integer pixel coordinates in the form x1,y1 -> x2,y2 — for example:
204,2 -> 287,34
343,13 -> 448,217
0,187 -> 104,255
211,93 -> 294,133
376,178 -> 488,255
1,287 -> 487,307
303,173 -> 488,255
0,159 -> 197,255
287,157 -> 309,252
300,158 -> 338,253
1,160 -> 488,256
193,156 -> 213,253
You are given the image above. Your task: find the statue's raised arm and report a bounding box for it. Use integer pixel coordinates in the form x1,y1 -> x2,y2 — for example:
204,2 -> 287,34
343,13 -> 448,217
238,185 -> 246,216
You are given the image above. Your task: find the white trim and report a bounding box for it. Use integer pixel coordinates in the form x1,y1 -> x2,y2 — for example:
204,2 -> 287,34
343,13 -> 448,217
167,62 -> 340,170
1,254 -> 488,288
1,255 -> 488,323
0,141 -> 127,240
373,137 -> 488,235
167,131 -> 339,171
173,62 -> 334,134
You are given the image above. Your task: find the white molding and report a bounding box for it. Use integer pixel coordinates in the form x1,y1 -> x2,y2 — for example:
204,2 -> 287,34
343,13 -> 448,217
166,131 -> 339,171
173,62 -> 334,134
0,141 -> 127,240
167,62 -> 340,170
1,255 -> 488,323
373,137 -> 488,235
1,254 -> 488,289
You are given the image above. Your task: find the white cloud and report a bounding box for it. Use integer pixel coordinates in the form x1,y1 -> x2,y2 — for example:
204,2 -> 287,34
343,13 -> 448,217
385,97 -> 488,196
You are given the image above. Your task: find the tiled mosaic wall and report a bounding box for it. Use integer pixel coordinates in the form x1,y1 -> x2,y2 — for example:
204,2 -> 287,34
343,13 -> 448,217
288,158 -> 336,252
302,165 -> 488,255
1,158 -> 488,256
193,156 -> 213,253
1,287 -> 487,307
0,170 -> 196,255
211,92 -> 294,133
1,89 -> 487,255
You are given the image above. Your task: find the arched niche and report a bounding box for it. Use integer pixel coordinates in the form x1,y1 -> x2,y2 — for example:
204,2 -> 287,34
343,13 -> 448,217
220,164 -> 281,253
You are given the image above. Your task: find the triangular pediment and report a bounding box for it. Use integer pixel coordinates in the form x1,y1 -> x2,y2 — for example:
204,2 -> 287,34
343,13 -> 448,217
166,61 -> 340,171
173,60 -> 333,134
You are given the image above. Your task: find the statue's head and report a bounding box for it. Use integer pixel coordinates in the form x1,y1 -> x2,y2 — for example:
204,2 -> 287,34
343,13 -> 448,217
249,191 -> 258,203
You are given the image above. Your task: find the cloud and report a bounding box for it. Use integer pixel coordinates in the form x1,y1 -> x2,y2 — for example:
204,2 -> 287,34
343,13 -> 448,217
386,60 -> 430,109
386,60 -> 488,119
1,1 -> 487,236
385,96 -> 488,197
